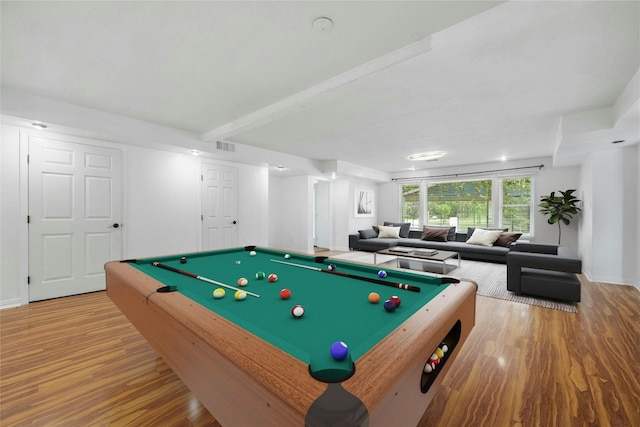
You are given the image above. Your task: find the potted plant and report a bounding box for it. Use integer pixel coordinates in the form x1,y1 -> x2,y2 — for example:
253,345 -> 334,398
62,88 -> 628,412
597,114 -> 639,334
538,189 -> 581,244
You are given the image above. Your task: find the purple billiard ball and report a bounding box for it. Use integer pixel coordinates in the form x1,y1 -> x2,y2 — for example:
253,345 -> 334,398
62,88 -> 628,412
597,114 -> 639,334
383,299 -> 396,312
377,270 -> 387,278
330,341 -> 349,361
327,263 -> 337,271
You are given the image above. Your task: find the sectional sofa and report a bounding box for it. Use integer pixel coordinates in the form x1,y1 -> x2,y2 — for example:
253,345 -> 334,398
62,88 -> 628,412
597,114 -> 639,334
348,222 -> 522,263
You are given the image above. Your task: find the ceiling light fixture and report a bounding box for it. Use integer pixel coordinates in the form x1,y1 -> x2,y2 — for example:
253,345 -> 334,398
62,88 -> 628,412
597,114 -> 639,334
408,151 -> 446,162
190,150 -> 200,156
312,17 -> 333,32
277,165 -> 285,171
31,121 -> 47,129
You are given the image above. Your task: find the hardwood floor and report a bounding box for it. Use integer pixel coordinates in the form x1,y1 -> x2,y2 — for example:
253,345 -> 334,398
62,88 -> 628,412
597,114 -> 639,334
1,275 -> 639,426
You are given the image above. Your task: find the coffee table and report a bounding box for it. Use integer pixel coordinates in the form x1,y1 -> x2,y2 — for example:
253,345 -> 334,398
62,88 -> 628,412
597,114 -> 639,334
374,247 -> 461,274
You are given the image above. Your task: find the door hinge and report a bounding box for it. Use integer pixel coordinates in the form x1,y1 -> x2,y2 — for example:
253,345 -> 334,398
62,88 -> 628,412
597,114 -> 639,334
201,214 -> 203,221
201,174 -> 203,181
27,276 -> 30,284
27,215 -> 30,224
27,154 -> 30,164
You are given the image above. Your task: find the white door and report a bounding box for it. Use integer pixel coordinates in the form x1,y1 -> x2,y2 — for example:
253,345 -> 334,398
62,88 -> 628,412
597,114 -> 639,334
201,163 -> 238,250
28,136 -> 122,301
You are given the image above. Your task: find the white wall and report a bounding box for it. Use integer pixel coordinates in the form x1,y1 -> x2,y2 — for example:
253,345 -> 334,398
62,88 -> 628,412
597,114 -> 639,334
0,125 -> 25,307
268,175 -> 314,253
0,123 -> 270,307
580,145 -> 638,285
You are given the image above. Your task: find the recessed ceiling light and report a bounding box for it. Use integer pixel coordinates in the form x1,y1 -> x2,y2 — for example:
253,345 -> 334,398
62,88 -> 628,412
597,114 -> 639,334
31,121 -> 47,129
500,155 -> 507,162
408,151 -> 446,161
312,17 -> 333,32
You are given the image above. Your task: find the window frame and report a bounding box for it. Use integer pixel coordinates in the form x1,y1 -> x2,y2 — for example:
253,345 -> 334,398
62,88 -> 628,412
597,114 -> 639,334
398,174 -> 535,237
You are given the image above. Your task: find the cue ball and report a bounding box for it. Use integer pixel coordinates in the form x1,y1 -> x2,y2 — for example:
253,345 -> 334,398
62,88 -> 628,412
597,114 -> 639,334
234,290 -> 247,301
383,300 -> 396,312
291,305 -> 304,318
256,271 -> 266,280
279,288 -> 291,299
212,288 -> 225,299
284,254 -> 291,259
180,257 -> 187,264
330,341 -> 349,361
268,273 -> 278,282
424,362 -> 434,374
368,292 -> 380,303
390,295 -> 401,307
377,270 -> 387,278
327,263 -> 336,271
237,277 -> 248,287
249,250 -> 257,256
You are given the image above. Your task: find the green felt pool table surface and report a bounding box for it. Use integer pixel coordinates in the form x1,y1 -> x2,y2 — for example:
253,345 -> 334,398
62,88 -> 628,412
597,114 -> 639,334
130,246 -> 452,378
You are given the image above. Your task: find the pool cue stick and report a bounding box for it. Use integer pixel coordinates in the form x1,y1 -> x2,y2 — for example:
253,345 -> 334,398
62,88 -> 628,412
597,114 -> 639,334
152,262 -> 260,298
270,259 -> 423,293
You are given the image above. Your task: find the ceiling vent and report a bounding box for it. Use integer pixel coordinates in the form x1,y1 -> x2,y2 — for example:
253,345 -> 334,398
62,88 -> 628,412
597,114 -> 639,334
216,141 -> 235,152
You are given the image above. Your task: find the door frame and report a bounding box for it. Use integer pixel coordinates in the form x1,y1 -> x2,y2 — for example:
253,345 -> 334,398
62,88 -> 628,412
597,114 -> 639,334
18,129 -> 126,305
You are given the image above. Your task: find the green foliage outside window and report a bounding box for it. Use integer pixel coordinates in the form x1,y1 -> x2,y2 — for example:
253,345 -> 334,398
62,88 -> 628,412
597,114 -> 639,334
427,180 -> 492,228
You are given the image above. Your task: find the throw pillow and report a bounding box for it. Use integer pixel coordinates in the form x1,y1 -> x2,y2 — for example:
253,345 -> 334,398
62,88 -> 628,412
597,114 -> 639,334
422,225 -> 456,241
466,227 -> 508,240
466,228 -> 503,247
358,229 -> 378,239
383,222 -> 411,238
494,232 -> 522,247
377,225 -> 401,239
421,226 -> 449,242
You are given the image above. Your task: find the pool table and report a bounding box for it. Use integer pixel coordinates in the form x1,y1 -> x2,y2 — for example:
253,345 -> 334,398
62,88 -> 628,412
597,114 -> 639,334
105,246 -> 477,426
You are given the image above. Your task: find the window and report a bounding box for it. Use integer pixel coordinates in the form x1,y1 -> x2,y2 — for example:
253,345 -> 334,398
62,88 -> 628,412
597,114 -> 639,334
401,184 -> 420,228
399,175 -> 534,235
426,180 -> 492,229
500,177 -> 532,234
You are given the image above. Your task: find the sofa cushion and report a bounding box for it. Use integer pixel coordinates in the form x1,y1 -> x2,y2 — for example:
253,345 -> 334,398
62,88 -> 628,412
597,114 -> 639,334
358,229 -> 378,239
383,222 -> 411,238
421,226 -> 449,242
377,225 -> 401,238
466,228 -> 503,246
494,232 -> 522,247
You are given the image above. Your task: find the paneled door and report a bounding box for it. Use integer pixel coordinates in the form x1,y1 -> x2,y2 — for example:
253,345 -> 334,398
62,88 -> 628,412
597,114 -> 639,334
28,135 -> 122,301
201,163 -> 238,250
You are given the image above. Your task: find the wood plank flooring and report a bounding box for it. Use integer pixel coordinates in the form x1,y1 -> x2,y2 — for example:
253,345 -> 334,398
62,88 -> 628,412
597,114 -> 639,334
2,275 -> 639,426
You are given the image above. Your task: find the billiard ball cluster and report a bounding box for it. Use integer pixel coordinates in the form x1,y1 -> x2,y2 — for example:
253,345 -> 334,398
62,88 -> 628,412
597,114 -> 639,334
368,292 -> 401,312
423,342 -> 449,374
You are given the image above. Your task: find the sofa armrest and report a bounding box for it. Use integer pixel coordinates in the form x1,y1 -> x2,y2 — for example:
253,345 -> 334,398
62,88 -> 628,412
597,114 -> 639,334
507,251 -> 581,273
348,234 -> 360,249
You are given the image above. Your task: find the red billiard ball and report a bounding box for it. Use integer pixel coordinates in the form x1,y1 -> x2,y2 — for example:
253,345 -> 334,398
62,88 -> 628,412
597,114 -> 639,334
279,288 -> 291,299
268,273 -> 278,282
389,295 -> 401,307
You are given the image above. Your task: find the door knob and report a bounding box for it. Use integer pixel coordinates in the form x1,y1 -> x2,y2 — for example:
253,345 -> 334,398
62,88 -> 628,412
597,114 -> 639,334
232,221 -> 237,224
109,223 -> 120,228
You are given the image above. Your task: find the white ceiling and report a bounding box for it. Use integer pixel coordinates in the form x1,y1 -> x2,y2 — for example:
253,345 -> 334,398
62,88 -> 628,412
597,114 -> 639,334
2,1 -> 639,176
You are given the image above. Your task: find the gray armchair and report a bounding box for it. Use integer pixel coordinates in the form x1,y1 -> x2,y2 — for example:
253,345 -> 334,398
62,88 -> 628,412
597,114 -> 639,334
507,243 -> 582,302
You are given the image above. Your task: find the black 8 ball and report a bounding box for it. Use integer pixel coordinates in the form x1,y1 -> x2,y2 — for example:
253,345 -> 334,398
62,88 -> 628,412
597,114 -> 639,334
180,257 -> 187,264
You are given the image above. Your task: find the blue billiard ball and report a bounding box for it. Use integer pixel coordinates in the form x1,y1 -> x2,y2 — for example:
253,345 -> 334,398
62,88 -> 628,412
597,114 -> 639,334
330,341 -> 349,361
383,300 -> 396,312
327,263 -> 337,271
377,270 -> 387,278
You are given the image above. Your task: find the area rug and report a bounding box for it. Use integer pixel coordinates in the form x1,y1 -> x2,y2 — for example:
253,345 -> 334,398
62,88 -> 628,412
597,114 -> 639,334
331,252 -> 577,313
